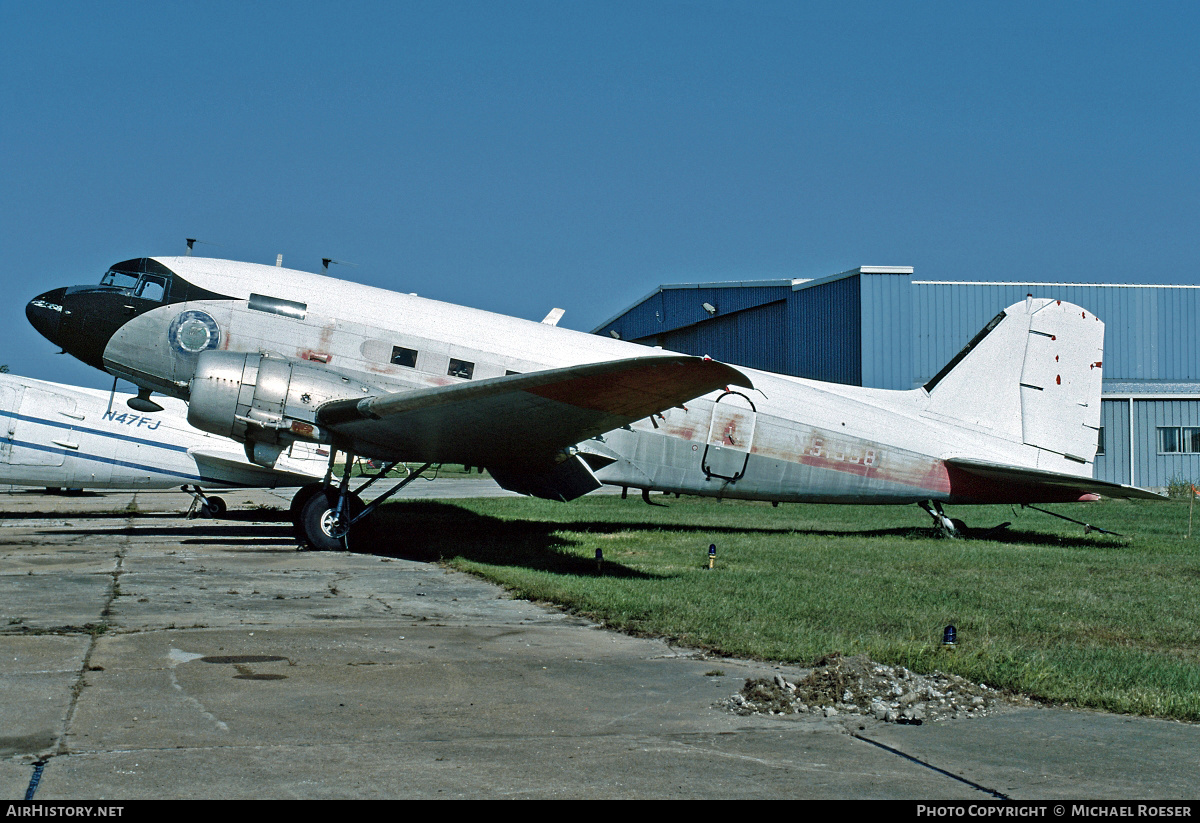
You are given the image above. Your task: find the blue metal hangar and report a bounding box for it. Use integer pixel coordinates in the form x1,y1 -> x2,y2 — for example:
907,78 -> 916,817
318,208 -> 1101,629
592,267 -> 1200,491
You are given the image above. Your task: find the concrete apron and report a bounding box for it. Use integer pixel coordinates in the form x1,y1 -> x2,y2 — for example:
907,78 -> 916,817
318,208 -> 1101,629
1,489 -> 1197,800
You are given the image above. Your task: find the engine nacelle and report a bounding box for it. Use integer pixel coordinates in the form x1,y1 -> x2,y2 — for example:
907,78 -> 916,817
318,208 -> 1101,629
188,351 -> 375,467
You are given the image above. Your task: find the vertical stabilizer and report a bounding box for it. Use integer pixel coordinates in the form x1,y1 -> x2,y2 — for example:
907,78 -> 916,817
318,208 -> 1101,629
923,298 -> 1104,467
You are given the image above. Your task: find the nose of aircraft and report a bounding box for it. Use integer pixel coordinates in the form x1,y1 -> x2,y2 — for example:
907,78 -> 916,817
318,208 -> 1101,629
26,287 -> 67,346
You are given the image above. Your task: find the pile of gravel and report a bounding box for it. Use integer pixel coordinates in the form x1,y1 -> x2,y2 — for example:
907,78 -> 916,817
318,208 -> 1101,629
721,653 -> 1026,724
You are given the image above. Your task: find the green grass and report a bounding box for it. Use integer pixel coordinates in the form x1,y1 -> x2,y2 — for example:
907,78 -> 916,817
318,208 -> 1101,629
368,495 -> 1200,720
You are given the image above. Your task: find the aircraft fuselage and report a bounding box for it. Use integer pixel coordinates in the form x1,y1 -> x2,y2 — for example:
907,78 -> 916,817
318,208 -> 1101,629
27,256 -> 1106,507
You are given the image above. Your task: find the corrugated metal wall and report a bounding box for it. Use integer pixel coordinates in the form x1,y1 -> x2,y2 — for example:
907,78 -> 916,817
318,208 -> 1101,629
603,289 -> 666,341
658,300 -> 789,374
859,272 -> 915,389
1133,399 -> 1200,488
787,275 -> 861,385
1094,399 -> 1131,485
598,283 -> 791,341
911,283 -> 1200,384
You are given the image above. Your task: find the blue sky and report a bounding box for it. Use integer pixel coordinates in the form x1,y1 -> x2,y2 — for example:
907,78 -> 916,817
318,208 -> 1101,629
2,1 -> 1197,390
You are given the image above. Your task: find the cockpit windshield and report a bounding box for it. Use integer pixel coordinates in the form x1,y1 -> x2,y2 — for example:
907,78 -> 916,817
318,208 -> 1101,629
95,258 -> 173,302
100,269 -> 141,290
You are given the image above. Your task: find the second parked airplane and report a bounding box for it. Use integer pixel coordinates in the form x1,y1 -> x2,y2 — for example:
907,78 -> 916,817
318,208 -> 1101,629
0,371 -> 321,516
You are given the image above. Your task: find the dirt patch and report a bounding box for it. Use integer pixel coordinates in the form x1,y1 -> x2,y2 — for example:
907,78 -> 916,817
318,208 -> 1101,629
721,653 -> 1033,723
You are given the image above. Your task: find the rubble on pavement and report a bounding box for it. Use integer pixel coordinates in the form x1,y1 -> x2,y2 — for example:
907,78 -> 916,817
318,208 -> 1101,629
720,652 -> 1034,723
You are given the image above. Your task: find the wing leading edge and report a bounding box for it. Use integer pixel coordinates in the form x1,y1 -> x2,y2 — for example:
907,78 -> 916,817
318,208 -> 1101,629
317,355 -> 752,469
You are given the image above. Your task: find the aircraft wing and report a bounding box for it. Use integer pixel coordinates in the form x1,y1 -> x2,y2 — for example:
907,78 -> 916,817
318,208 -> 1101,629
317,355 -> 751,468
944,458 -> 1167,501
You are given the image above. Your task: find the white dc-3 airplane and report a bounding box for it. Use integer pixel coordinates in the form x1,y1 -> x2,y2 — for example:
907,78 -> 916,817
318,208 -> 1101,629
0,370 -> 321,516
26,255 -> 1161,549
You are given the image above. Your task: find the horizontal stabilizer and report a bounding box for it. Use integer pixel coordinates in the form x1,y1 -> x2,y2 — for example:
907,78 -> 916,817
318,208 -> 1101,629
945,458 -> 1166,501
318,355 -> 751,469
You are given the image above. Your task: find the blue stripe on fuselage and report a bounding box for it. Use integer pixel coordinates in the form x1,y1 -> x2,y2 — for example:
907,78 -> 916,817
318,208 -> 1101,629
0,409 -> 191,453
0,436 -> 236,485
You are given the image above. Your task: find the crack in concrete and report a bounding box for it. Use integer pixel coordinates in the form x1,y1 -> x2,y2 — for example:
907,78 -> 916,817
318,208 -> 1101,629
54,502 -> 133,759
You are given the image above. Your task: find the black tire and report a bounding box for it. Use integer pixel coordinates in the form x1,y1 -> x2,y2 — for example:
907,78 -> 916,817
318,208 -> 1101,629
949,518 -> 969,537
203,496 -> 227,518
299,489 -> 364,551
289,483 -> 326,543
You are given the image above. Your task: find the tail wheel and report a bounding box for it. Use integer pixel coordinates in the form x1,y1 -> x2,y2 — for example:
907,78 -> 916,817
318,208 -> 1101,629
299,489 -> 365,551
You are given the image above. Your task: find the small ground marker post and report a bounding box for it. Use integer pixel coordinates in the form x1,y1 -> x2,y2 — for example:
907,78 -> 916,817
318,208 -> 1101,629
708,543 -> 716,570
595,548 -> 603,574
942,625 -> 957,646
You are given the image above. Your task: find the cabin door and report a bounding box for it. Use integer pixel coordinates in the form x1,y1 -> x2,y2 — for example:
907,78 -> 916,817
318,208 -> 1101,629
701,391 -> 757,482
11,388 -> 76,467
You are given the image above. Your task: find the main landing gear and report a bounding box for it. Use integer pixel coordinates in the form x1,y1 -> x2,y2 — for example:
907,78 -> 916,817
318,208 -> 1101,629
289,450 -> 434,551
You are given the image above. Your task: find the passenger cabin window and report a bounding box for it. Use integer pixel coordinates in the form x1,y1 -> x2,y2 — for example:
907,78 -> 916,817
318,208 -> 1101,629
391,346 -> 418,368
1095,427 -> 1105,456
448,359 -> 474,379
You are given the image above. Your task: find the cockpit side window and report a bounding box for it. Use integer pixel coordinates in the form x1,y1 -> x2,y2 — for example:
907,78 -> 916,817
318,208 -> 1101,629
136,275 -> 166,302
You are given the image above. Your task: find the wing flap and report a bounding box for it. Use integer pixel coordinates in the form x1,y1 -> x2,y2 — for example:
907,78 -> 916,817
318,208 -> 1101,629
188,448 -> 321,488
945,458 -> 1166,501
317,355 -> 751,468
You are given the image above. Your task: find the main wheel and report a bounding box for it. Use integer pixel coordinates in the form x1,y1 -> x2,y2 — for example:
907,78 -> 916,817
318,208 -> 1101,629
203,496 -> 227,518
299,489 -> 364,551
289,483 -> 325,543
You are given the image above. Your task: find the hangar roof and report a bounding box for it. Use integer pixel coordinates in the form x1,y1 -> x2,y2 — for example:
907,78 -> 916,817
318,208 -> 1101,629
591,267 -> 913,337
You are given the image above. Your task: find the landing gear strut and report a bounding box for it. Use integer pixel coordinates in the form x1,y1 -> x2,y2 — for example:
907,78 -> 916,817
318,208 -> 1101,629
919,500 -> 966,538
291,449 -> 434,551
